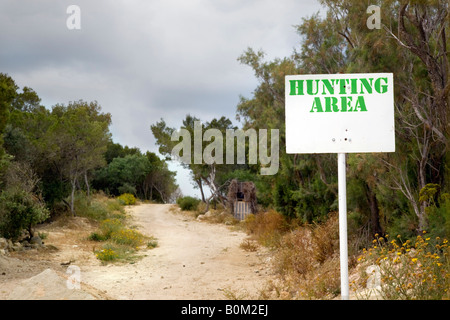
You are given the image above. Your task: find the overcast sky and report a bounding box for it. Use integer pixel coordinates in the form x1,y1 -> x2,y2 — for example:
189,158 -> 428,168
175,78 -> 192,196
0,0 -> 324,197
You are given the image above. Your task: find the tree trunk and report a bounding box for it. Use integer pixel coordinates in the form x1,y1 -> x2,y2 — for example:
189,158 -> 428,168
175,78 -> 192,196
70,177 -> 77,216
152,184 -> 166,203
28,224 -> 34,239
84,171 -> 90,197
364,183 -> 383,237
196,178 -> 206,203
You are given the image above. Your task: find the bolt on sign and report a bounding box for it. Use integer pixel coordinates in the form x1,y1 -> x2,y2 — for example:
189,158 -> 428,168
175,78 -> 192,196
285,73 -> 395,300
285,73 -> 395,154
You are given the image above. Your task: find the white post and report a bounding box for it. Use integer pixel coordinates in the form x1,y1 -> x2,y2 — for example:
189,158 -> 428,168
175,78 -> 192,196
338,153 -> 349,300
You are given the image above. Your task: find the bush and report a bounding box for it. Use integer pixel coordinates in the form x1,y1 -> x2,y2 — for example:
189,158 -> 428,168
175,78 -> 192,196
117,193 -> 136,206
244,210 -> 287,247
111,228 -> 145,247
74,192 -> 125,221
88,232 -> 107,242
355,233 -> 450,300
99,218 -> 123,238
176,196 -> 201,211
95,247 -> 119,262
266,212 -> 342,299
0,188 -> 50,239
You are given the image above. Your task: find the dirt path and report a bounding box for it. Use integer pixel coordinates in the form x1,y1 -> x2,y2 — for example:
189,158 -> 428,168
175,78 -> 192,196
76,204 -> 272,299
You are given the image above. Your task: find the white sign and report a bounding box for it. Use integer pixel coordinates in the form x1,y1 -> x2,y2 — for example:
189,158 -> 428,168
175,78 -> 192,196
285,73 -> 395,154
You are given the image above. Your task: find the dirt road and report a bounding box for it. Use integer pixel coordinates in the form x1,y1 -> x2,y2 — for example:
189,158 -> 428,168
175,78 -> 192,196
78,204 -> 271,299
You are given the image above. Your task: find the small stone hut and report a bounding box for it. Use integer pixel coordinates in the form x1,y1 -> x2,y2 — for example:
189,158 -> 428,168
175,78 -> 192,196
227,179 -> 257,220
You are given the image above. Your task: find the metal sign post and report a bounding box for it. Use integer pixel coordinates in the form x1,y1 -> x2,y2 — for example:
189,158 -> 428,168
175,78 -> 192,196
338,153 -> 349,300
285,73 -> 395,301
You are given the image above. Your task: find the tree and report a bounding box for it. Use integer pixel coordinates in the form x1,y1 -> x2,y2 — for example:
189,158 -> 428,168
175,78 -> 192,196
44,101 -> 111,215
0,73 -> 18,181
93,150 -> 178,203
151,115 -> 247,210
235,0 -> 449,233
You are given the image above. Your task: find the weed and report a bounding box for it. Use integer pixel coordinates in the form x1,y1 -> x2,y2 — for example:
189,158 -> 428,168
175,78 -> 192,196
146,236 -> 158,249
243,210 -> 287,247
88,232 -> 107,242
95,247 -> 119,262
355,232 -> 450,300
111,228 -> 145,247
240,239 -> 259,252
117,193 -> 136,206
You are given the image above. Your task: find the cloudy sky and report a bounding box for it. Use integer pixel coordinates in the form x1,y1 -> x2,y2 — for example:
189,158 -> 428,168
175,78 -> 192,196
0,0 -> 323,197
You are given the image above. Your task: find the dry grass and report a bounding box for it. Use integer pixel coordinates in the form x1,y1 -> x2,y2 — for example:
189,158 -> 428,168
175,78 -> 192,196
243,210 -> 344,299
243,210 -> 288,248
239,239 -> 259,252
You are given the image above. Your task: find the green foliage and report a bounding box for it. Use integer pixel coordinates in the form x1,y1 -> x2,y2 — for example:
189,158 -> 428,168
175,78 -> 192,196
99,218 -> 123,239
0,188 -> 50,239
176,196 -> 201,211
0,73 -> 178,216
151,114 -> 247,205
88,210 -> 152,263
110,228 -> 145,247
117,193 -> 136,206
74,192 -> 125,221
426,193 -> 450,240
232,0 -> 449,242
93,152 -> 177,203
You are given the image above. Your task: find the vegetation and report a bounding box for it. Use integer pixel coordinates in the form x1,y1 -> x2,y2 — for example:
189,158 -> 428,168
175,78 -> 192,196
75,193 -> 156,263
153,0 -> 449,242
176,196 -> 201,211
117,193 -> 137,206
0,73 -> 178,240
355,232 -> 449,300
0,187 -> 49,240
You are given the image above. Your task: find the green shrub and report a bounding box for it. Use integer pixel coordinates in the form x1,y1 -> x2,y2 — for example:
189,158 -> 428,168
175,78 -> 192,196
88,232 -> 107,242
99,218 -> 123,238
176,196 -> 201,211
117,193 -> 136,205
0,188 -> 50,239
147,237 -> 158,249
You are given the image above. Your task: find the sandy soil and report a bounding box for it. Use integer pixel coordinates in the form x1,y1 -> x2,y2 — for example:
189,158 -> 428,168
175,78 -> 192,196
0,204 -> 273,300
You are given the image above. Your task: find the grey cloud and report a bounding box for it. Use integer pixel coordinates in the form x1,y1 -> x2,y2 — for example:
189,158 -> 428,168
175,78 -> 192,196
0,0 -> 323,196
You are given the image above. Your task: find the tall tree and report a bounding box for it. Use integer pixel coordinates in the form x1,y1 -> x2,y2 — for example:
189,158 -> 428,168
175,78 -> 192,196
44,101 -> 111,215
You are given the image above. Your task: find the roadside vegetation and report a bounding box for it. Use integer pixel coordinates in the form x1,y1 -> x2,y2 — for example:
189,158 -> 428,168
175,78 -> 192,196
77,192 -> 157,264
238,210 -> 450,300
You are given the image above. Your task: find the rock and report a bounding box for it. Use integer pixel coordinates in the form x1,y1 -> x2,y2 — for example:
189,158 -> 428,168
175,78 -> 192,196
197,211 -> 213,221
21,240 -> 31,247
12,242 -> 23,252
0,238 -> 8,250
30,236 -> 43,246
7,269 -> 98,300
